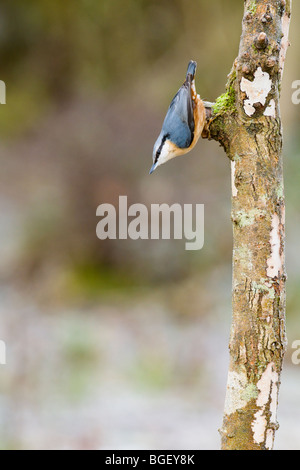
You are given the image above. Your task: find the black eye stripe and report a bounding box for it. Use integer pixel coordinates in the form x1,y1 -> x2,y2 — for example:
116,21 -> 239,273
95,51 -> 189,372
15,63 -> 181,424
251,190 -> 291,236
155,134 -> 169,163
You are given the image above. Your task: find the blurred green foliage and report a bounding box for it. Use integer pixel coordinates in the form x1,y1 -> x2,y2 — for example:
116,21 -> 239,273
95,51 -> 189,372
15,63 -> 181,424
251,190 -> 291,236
0,0 -> 244,139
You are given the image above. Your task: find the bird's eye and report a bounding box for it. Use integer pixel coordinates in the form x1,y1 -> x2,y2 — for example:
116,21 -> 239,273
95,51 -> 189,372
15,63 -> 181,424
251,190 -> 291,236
155,134 -> 168,163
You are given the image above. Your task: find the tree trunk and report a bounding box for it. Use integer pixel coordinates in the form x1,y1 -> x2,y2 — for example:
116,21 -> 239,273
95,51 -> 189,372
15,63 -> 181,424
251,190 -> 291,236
203,0 -> 292,450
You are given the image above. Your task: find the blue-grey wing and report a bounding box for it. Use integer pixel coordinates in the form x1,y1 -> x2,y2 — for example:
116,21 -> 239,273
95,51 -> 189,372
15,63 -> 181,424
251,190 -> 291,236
162,83 -> 194,149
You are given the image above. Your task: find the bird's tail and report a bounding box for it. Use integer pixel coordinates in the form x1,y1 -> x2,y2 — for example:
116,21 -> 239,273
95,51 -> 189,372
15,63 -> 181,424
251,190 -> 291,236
186,60 -> 197,81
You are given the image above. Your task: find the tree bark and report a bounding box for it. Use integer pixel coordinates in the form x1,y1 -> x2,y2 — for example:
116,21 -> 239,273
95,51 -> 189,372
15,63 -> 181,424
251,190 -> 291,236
203,0 -> 292,450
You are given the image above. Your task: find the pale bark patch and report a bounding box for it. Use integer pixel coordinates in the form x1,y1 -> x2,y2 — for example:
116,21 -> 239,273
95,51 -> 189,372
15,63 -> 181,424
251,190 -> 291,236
252,409 -> 267,444
279,12 -> 291,79
251,362 -> 279,447
266,429 -> 275,450
267,213 -> 281,278
240,67 -> 272,117
264,99 -> 276,118
235,208 -> 265,228
224,370 -> 257,415
231,161 -> 238,197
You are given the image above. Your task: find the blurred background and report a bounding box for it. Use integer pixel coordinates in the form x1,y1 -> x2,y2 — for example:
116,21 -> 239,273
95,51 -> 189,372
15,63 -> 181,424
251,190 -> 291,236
0,0 -> 299,450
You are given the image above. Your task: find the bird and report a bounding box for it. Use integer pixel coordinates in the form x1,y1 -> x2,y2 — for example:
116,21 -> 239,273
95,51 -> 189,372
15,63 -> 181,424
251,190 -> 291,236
150,60 -> 206,174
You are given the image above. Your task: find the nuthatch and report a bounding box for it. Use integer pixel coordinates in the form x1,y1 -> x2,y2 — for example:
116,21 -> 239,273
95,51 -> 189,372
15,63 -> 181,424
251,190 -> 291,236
150,60 -> 206,174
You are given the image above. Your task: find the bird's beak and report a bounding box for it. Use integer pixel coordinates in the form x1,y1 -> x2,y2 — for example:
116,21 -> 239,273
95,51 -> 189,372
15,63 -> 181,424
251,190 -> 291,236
149,162 -> 158,175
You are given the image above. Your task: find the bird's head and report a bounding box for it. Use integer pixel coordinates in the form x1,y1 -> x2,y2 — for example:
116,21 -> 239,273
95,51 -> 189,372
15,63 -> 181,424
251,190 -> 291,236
150,132 -> 181,174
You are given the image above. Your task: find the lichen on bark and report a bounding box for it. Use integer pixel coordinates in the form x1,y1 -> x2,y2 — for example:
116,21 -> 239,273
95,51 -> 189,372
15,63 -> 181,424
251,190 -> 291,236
203,0 -> 291,450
